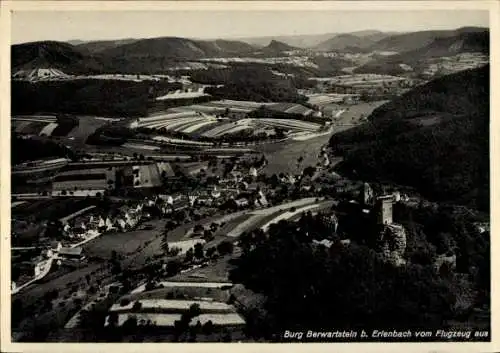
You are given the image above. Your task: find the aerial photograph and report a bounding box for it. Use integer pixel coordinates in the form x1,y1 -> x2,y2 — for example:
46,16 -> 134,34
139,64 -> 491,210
8,7 -> 490,344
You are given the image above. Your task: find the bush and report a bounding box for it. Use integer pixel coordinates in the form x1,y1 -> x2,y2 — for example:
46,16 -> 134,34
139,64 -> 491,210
120,298 -> 131,307
132,301 -> 143,312
217,240 -> 234,255
202,320 -> 214,335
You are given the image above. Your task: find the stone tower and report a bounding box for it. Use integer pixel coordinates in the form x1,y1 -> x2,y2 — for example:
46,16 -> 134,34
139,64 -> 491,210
375,195 -> 393,225
360,182 -> 374,206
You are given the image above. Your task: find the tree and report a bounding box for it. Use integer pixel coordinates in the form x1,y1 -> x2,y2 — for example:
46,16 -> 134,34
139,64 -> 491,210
230,221 -> 457,334
194,243 -> 204,259
188,303 -> 201,318
185,248 -> 194,263
202,320 -> 214,335
120,298 -> 131,307
303,166 -> 316,178
132,301 -> 143,312
217,240 -> 234,255
161,240 -> 169,253
221,328 -> 232,342
167,259 -> 182,276
206,247 -> 216,259
122,316 -> 138,332
145,281 -> 156,292
107,311 -> 119,328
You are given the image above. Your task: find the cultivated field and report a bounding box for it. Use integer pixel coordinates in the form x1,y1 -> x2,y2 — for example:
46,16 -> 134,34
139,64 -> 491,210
12,116 -> 109,144
12,119 -> 57,136
83,219 -> 165,259
65,117 -> 110,144
11,198 -> 97,222
132,100 -> 322,141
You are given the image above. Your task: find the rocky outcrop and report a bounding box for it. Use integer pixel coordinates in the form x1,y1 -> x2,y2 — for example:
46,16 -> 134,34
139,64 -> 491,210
379,223 -> 407,266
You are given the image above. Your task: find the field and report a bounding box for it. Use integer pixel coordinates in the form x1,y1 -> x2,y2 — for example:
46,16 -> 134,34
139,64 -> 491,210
12,120 -> 57,136
65,117 -> 110,144
13,116 -> 110,152
132,100 -> 322,141
306,93 -> 358,106
12,262 -> 105,308
11,198 -> 97,222
108,312 -> 244,328
312,74 -> 407,86
134,111 -> 218,133
129,282 -> 232,301
52,167 -> 115,192
83,219 -> 165,260
170,254 -> 236,283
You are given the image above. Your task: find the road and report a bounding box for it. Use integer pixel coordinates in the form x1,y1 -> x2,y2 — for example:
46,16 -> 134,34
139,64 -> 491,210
12,230 -> 102,295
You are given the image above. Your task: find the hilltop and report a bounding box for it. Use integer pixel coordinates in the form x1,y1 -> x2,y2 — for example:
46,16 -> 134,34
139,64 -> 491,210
260,40 -> 298,55
354,28 -> 489,75
76,38 -> 139,54
235,33 -> 339,48
11,41 -> 105,74
11,37 -> 258,75
314,31 -> 395,52
97,36 -> 256,60
330,65 -> 489,211
367,26 -> 488,53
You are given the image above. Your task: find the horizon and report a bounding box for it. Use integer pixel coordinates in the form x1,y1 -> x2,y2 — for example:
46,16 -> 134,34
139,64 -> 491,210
11,10 -> 489,45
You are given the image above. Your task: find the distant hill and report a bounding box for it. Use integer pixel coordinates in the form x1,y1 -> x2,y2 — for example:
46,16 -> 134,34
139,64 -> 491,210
11,41 -> 105,74
314,31 -> 396,52
12,37 -> 258,75
401,30 -> 489,58
260,40 -> 299,55
76,38 -> 139,54
97,37 -> 256,60
330,65 -> 489,211
368,26 -> 488,53
354,29 -> 489,75
236,33 -> 338,48
92,37 -> 257,73
67,40 -> 86,46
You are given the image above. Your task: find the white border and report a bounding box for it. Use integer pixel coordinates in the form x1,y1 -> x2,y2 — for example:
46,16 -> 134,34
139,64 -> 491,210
1,2 -> 498,353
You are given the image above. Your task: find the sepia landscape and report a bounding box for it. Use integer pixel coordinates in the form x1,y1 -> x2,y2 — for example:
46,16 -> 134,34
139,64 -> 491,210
9,9 -> 490,343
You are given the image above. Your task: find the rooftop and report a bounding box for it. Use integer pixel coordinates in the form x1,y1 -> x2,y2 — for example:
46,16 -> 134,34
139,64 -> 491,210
58,247 -> 83,256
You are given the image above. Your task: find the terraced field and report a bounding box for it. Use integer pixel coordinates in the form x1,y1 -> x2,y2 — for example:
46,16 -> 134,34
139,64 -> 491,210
133,99 -> 323,142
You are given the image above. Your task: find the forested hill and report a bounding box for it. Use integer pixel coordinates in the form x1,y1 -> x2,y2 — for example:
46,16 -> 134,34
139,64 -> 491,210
354,29 -> 489,75
11,41 -> 105,74
330,65 -> 489,211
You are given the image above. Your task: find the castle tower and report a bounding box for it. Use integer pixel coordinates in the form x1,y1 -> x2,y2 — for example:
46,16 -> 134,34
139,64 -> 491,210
360,182 -> 374,206
376,195 -> 393,225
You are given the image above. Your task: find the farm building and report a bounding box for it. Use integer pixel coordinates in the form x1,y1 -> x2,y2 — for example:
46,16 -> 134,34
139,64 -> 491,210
117,164 -> 163,188
52,167 -> 116,193
234,198 -> 249,208
177,161 -> 209,176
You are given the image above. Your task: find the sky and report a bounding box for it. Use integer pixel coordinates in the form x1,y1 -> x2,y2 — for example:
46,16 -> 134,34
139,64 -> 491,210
11,10 -> 489,44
